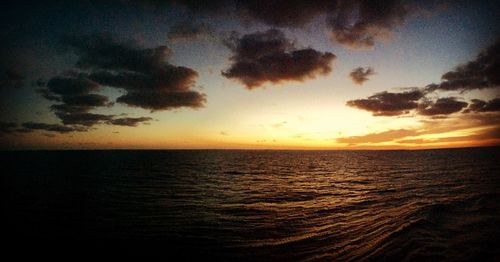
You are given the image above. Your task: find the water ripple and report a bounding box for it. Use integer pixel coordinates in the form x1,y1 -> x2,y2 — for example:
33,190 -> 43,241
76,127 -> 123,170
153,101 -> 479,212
2,147 -> 500,260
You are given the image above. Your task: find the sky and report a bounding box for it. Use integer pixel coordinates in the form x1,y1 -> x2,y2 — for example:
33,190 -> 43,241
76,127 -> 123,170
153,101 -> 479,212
0,0 -> 499,150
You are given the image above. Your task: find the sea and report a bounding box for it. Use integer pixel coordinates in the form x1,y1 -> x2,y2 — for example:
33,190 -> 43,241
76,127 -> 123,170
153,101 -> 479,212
2,147 -> 500,260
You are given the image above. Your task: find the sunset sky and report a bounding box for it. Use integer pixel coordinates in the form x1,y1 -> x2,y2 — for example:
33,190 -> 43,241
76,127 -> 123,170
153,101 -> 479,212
1,0 -> 499,149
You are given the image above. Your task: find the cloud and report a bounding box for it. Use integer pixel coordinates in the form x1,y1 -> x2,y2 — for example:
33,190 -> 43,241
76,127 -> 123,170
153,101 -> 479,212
0,122 -> 87,135
61,94 -> 110,107
347,91 -> 469,117
37,88 -> 61,102
55,112 -> 114,126
162,0 -> 330,27
398,126 -> 500,145
336,129 -> 419,144
50,104 -> 92,114
426,38 -> 500,92
45,76 -> 99,95
159,0 -> 428,49
2,115 -> 152,136
116,90 -> 206,111
31,34 -> 206,133
222,29 -> 336,89
108,117 -> 152,126
459,111 -> 500,128
0,121 -> 18,134
271,121 -> 287,128
21,122 -> 87,133
63,34 -> 206,110
336,115 -> 500,147
0,68 -> 24,89
38,74 -> 110,114
159,0 -> 339,28
346,90 -> 424,116
327,0 -> 409,49
417,97 -> 468,116
348,38 -> 500,120
37,74 -> 113,126
167,21 -> 214,41
235,0 -> 332,28
464,98 -> 500,113
350,67 -> 375,85
0,44 -> 27,90
340,38 -> 500,147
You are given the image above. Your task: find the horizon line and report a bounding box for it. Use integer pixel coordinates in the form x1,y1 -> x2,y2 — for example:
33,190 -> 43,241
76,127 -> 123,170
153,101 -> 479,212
2,145 -> 499,152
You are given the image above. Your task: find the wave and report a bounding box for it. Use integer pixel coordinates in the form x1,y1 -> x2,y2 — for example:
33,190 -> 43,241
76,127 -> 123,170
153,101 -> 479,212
359,195 -> 500,261
2,148 -> 499,260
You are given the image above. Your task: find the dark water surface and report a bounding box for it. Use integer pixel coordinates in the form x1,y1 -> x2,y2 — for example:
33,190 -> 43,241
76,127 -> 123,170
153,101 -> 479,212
2,147 -> 500,260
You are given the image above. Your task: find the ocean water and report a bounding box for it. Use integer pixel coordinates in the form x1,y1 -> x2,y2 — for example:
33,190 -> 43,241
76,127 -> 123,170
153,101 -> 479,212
2,147 -> 500,260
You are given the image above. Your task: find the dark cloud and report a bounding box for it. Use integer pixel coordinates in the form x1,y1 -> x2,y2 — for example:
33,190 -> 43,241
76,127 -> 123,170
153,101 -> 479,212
55,112 -> 114,126
50,104 -> 91,114
61,94 -> 110,107
21,122 -> 86,133
159,0 -> 330,27
33,34 -> 205,131
157,0 -> 429,49
222,29 -> 336,89
417,97 -> 468,116
350,67 -> 375,85
0,44 -> 28,89
327,0 -> 408,49
236,0 -> 332,28
116,90 -> 206,111
167,21 -> 214,41
3,114 -> 152,135
348,38 -> 500,119
464,98 -> 500,113
426,38 -> 500,92
37,76 -> 111,125
37,88 -> 61,102
0,121 -> 18,134
108,117 -> 152,126
348,92 -> 469,117
63,35 -> 171,72
37,75 -> 112,126
63,34 -> 206,110
0,68 -> 24,89
460,111 -> 500,127
244,0 -> 411,49
149,0 -> 232,13
46,76 -> 99,95
346,90 -> 424,116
